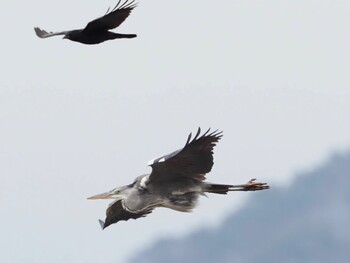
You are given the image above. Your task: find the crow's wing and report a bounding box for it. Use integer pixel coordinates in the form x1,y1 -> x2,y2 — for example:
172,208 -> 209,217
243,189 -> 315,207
34,27 -> 68,38
148,128 -> 223,183
100,200 -> 152,229
83,0 -> 137,33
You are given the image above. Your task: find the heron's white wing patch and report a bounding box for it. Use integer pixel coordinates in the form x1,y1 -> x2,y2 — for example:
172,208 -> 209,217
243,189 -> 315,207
140,175 -> 149,188
147,156 -> 168,166
147,158 -> 156,166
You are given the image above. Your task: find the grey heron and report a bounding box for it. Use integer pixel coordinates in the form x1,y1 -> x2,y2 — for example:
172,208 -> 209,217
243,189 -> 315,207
34,0 -> 137,44
88,128 -> 269,229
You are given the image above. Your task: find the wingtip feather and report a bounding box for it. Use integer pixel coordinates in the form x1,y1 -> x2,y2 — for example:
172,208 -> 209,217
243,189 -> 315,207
193,127 -> 201,141
185,131 -> 192,146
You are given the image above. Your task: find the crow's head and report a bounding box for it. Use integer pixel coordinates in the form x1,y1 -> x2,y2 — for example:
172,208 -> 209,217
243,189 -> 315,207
62,30 -> 80,41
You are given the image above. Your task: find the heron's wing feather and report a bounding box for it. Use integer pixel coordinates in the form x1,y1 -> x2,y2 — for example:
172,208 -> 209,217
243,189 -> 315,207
148,128 -> 223,183
83,0 -> 137,33
34,27 -> 68,38
101,200 -> 152,229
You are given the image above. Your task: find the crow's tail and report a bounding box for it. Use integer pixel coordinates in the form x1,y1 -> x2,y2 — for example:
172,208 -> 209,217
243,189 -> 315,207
111,33 -> 137,39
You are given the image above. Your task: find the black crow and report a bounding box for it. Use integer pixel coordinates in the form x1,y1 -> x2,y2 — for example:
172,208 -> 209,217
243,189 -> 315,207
34,0 -> 137,45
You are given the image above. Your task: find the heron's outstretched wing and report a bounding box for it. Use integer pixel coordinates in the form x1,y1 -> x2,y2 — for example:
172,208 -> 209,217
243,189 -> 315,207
100,200 -> 152,229
34,27 -> 68,38
148,128 -> 223,183
83,0 -> 137,33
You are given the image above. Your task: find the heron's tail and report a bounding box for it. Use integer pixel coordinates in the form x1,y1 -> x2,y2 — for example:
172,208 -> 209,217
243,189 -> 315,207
202,183 -> 233,195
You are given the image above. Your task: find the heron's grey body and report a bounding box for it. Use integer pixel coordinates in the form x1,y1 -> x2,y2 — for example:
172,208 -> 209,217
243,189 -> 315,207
133,174 -> 202,212
88,128 -> 269,229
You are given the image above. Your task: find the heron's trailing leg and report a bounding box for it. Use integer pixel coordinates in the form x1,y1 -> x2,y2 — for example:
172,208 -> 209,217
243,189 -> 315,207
203,179 -> 269,194
229,178 -> 269,191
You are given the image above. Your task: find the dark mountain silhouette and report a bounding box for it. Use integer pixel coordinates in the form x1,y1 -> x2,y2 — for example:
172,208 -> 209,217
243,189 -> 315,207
130,151 -> 350,263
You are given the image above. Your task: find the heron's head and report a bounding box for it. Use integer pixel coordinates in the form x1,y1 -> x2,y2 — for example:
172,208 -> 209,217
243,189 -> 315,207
87,185 -> 129,200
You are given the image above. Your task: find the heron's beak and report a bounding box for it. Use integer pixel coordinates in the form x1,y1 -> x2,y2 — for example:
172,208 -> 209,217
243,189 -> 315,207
87,191 -> 115,200
63,35 -> 68,39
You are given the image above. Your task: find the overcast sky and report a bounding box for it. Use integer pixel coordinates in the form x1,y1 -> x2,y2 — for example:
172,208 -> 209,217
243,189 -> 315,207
1,0 -> 349,262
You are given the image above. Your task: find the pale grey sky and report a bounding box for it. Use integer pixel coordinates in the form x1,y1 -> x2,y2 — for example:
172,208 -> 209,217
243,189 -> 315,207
0,0 -> 349,262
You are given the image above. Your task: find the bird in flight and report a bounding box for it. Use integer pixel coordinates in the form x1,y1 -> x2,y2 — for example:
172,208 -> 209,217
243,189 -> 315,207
88,128 -> 269,229
34,0 -> 137,44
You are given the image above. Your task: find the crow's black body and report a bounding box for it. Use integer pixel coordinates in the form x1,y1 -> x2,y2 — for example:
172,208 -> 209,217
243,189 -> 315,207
34,0 -> 137,45
63,30 -> 136,45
